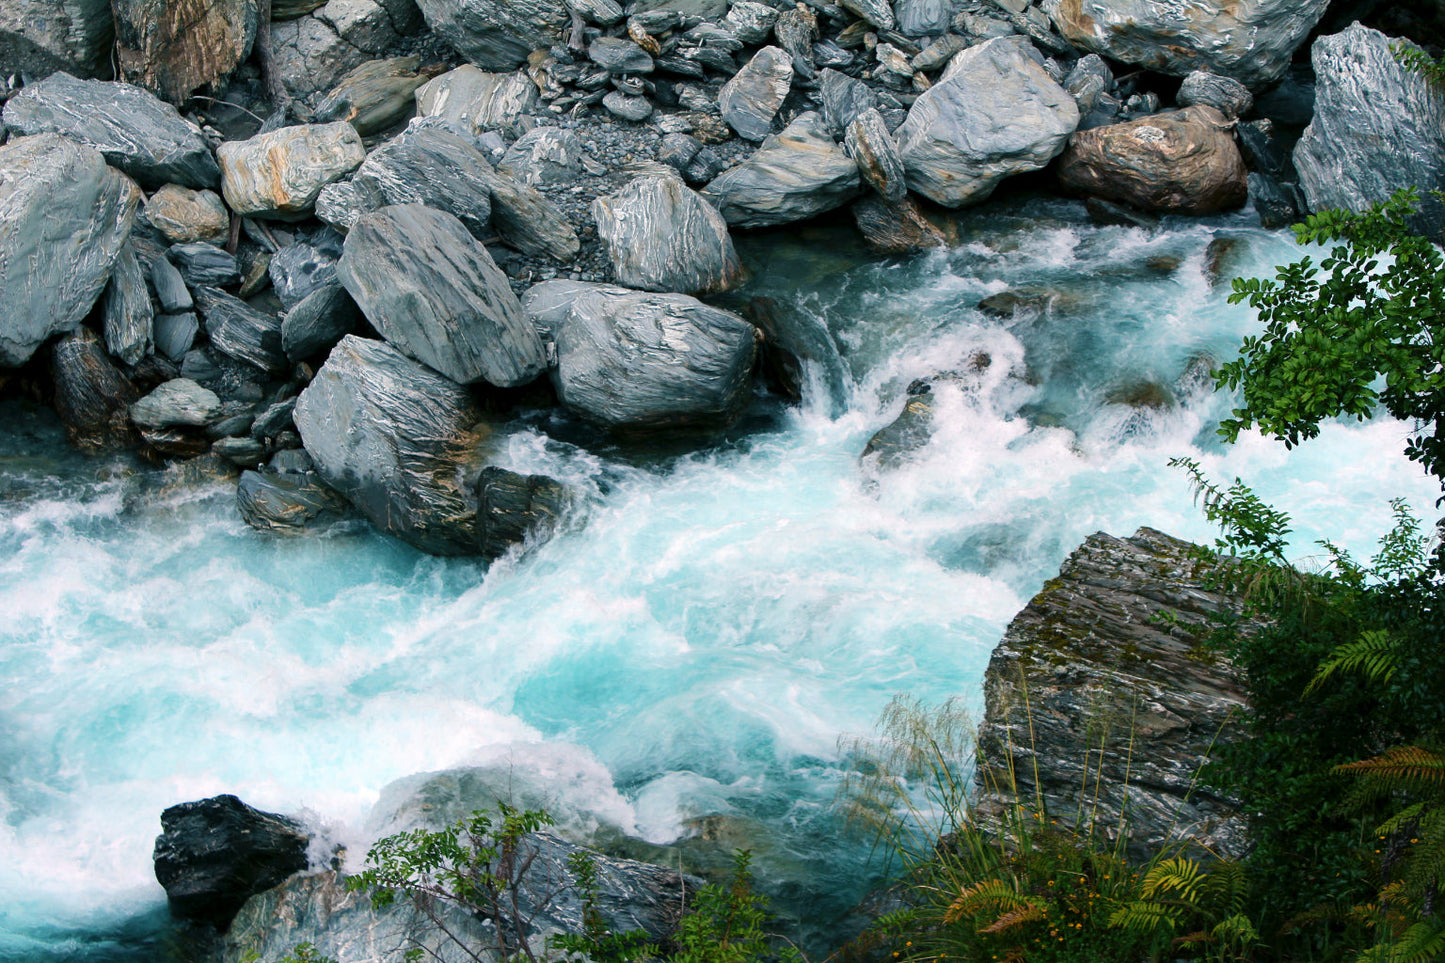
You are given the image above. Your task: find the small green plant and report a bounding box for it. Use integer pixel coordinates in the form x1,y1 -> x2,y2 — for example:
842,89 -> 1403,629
672,850 -> 802,963
277,945 -> 340,963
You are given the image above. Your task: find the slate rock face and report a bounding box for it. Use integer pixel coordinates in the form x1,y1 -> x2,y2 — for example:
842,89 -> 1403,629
703,112 -> 861,228
415,65 -> 539,137
337,204 -> 546,387
0,134 -> 142,367
2,73 -> 221,190
218,123 -> 366,220
194,287 -> 289,374
499,127 -> 594,187
976,528 -> 1253,859
533,280 -> 759,432
895,36 -> 1078,208
237,468 -> 350,533
153,794 -> 310,929
313,57 -> 430,137
130,378 -> 223,428
112,0 -> 258,102
1175,70 -> 1253,120
103,243 -> 154,366
1056,106 -> 1247,215
718,45 -> 793,141
1294,24 -> 1445,238
51,328 -> 140,452
414,0 -> 568,70
293,335 -> 486,555
281,284 -> 360,362
592,174 -> 742,295
0,0 -> 115,79
845,108 -> 907,201
476,466 -> 569,560
1043,0 -> 1328,88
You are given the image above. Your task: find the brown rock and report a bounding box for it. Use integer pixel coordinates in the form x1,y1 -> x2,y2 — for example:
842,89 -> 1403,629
112,0 -> 258,103
50,328 -> 140,452
143,185 -> 231,244
1055,106 -> 1246,215
851,194 -> 947,255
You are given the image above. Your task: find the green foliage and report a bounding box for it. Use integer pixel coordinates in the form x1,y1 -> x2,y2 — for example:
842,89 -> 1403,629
550,851 -> 655,963
672,850 -> 802,963
1217,189 -> 1445,490
276,945 -> 339,963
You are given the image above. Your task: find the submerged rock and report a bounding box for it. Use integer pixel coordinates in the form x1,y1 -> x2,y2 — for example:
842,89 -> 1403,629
153,794 -> 310,929
0,134 -> 142,367
976,528 -> 1251,859
703,112 -> 861,228
591,174 -> 742,295
1,73 -> 221,189
237,468 -> 350,533
337,204 -> 545,387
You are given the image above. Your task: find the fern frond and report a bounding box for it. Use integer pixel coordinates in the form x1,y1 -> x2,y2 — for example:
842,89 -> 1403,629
1388,919 -> 1445,963
1211,913 -> 1260,947
1335,746 -> 1445,790
1141,858 -> 1205,904
1377,803 -> 1430,838
1174,929 -> 1213,949
1108,901 -> 1178,934
1203,860 -> 1250,916
944,879 -> 1026,924
1308,630 -> 1400,693
977,904 -> 1047,934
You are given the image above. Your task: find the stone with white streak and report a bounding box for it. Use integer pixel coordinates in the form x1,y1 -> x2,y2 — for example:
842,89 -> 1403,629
415,66 -> 539,138
592,174 -> 742,295
703,112 -> 861,227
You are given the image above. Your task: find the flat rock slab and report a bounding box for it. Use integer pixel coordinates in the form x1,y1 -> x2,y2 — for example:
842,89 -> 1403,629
532,280 -> 759,432
0,134 -> 142,367
895,36 -> 1078,208
131,378 -> 223,428
112,0 -> 257,102
592,174 -> 742,295
976,527 -> 1252,859
719,45 -> 793,141
1294,24 -> 1445,238
415,65 -> 539,137
703,112 -> 861,228
414,0 -> 568,70
2,73 -> 221,190
338,204 -> 545,387
1056,106 -> 1247,215
219,122 -> 366,220
143,185 -> 231,244
1043,0 -> 1328,88
293,334 -> 486,555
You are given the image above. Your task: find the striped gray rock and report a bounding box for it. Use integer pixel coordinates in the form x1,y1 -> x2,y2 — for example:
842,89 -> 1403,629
499,127 -> 596,188
896,36 -> 1078,207
1176,70 -> 1253,120
2,73 -> 221,190
1294,24 -> 1445,239
103,243 -> 154,367
0,0 -> 114,78
169,243 -> 241,288
131,378 -> 223,429
293,335 -> 486,555
533,280 -> 759,432
337,204 -> 546,387
820,67 -> 877,134
415,66 -> 539,138
702,112 -> 861,228
414,0 -> 568,70
0,134 -> 142,367
237,469 -> 350,534
845,108 -> 907,202
592,174 -> 742,295
194,287 -> 289,374
51,328 -> 139,452
719,45 -> 793,141
282,284 -> 361,361
1043,0 -> 1328,88
218,123 -> 366,220
313,57 -> 431,136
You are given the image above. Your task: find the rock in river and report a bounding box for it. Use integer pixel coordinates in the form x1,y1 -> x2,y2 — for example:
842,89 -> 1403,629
703,112 -> 861,228
0,134 -> 142,367
592,174 -> 742,296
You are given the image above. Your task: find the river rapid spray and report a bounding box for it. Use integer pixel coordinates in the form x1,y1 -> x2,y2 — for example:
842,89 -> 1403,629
1,198 -> 1438,960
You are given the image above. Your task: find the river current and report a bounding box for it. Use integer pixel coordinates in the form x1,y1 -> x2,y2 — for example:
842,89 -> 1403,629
1,197 -> 1437,961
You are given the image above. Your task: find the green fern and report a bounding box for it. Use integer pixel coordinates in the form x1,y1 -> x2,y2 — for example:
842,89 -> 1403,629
1308,629 -> 1401,693
1336,746 -> 1445,790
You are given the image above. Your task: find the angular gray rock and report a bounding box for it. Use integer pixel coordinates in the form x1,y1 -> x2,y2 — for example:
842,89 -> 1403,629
313,57 -> 431,136
218,123 -> 366,220
477,467 -> 569,560
592,174 -> 742,295
535,280 -> 759,431
603,91 -> 654,122
1294,24 -> 1445,238
1176,70 -> 1253,120
845,108 -> 907,202
895,36 -> 1078,207
819,67 -> 878,134
702,112 -> 862,228
590,36 -> 655,73
103,243 -> 154,367
112,0 -> 257,102
1043,0 -> 1328,88
414,0 -> 568,70
51,328 -> 140,452
839,0 -> 893,30
293,335 -> 486,555
976,528 -> 1252,859
338,204 -> 546,387
148,254 -> 193,314
282,284 -> 361,360
484,169 -> 582,262
267,14 -> 370,106
895,0 -> 947,37
131,378 -> 223,428
154,313 -> 200,361
0,0 -> 114,79
270,232 -> 345,311
2,73 -> 221,190
143,186 -> 231,245
169,243 -> 241,287
237,468 -> 350,533
1056,106 -> 1247,215
0,134 -> 142,367
415,66 -> 539,137
499,127 -> 594,187
194,287 -> 289,374
718,45 -> 793,141
725,1 -> 777,46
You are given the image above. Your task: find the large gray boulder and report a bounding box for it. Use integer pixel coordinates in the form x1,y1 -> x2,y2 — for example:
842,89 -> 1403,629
702,112 -> 861,228
414,0 -> 568,70
338,204 -> 546,387
415,66 -> 539,138
293,335 -> 486,555
718,45 -> 793,142
130,378 -> 223,428
1294,24 -> 1445,238
1056,106 -> 1247,215
592,175 -> 742,295
895,36 -> 1078,208
1043,0 -> 1328,88
218,123 -> 366,220
976,528 -> 1252,859
2,73 -> 220,190
531,280 -> 759,432
0,134 -> 142,367
499,127 -> 595,188
112,0 -> 257,102
0,0 -> 114,79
